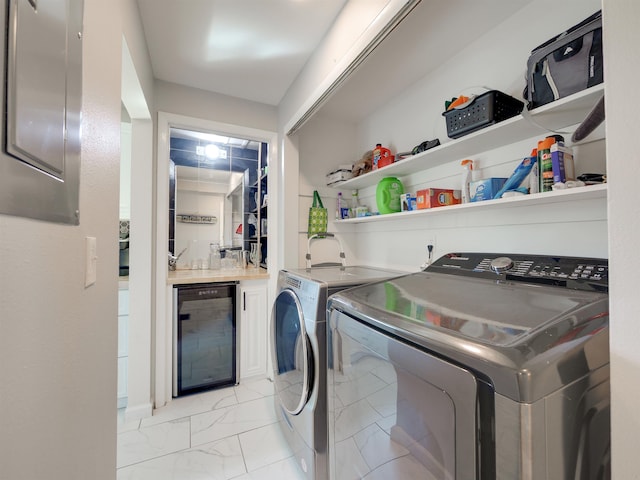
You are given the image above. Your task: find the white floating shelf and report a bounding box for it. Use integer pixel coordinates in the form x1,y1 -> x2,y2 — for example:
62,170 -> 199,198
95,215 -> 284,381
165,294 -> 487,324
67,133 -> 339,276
336,184 -> 607,224
333,85 -> 604,190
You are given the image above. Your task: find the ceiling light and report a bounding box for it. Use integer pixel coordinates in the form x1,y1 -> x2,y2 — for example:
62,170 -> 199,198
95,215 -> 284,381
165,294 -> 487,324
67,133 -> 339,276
204,144 -> 220,159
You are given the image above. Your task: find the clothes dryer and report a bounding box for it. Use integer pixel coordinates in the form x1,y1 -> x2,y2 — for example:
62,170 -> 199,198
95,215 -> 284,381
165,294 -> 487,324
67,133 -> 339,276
327,252 -> 610,480
271,266 -> 401,480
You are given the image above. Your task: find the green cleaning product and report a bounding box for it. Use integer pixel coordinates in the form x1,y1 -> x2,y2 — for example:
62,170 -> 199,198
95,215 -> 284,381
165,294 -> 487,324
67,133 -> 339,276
376,177 -> 404,214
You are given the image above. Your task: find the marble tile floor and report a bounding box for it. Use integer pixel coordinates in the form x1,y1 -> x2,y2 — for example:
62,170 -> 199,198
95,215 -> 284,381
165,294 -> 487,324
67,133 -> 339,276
117,377 -> 306,480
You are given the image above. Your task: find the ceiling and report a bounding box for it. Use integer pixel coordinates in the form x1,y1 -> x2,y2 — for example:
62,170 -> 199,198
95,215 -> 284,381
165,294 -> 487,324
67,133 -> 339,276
136,0 -> 348,106
171,127 -> 260,150
176,164 -> 243,186
134,0 -> 535,141
170,127 -> 260,184
318,0 -> 533,122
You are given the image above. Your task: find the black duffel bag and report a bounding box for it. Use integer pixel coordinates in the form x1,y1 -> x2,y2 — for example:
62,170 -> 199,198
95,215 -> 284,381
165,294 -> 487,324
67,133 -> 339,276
524,11 -> 603,110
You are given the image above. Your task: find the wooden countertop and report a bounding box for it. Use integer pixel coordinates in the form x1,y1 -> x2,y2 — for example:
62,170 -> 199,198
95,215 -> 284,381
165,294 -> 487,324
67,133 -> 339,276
167,267 -> 269,285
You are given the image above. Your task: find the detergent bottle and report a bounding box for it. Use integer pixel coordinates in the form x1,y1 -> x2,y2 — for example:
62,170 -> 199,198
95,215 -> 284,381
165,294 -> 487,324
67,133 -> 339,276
376,177 -> 404,214
372,143 -> 394,170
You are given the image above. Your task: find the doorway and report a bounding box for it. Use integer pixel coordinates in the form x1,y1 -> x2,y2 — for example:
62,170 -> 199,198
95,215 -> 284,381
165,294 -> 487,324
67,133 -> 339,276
155,112 -> 277,408
167,127 -> 269,271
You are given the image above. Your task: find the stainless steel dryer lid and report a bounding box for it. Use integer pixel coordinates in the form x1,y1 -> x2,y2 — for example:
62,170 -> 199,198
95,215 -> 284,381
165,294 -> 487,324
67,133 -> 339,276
282,265 -> 403,288
327,253 -> 609,402
332,272 -> 607,346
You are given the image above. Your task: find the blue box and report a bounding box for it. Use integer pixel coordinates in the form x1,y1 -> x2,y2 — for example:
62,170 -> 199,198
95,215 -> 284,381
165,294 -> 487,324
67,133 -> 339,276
400,193 -> 417,211
551,144 -> 575,183
470,178 -> 508,202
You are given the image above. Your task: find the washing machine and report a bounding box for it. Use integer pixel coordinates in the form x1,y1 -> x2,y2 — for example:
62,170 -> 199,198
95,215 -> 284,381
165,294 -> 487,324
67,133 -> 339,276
271,265 -> 401,480
327,252 -> 610,480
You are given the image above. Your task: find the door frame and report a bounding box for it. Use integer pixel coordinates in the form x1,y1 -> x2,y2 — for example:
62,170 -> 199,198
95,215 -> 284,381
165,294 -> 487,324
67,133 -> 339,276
155,112 -> 277,407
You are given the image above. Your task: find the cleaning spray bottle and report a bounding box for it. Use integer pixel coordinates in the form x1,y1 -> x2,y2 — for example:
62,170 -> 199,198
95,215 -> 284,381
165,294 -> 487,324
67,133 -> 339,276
529,148 -> 539,194
538,137 -> 556,193
460,159 -> 474,203
493,148 -> 538,199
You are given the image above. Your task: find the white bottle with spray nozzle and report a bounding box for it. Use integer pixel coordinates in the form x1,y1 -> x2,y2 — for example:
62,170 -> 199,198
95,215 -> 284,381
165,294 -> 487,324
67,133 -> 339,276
461,159 -> 474,203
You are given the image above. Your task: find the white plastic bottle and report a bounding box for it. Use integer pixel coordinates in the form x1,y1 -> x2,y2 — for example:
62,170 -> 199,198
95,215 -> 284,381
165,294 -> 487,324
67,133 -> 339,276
461,159 -> 473,203
350,190 -> 360,218
336,192 -> 344,220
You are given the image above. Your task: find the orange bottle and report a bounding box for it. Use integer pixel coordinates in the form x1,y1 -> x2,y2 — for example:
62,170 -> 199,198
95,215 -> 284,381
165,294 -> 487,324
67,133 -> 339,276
537,137 -> 557,192
372,143 -> 394,170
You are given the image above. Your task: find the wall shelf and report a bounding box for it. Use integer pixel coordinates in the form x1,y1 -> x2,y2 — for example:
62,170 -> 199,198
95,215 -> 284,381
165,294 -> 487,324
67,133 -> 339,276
332,85 -> 604,190
336,183 -> 607,224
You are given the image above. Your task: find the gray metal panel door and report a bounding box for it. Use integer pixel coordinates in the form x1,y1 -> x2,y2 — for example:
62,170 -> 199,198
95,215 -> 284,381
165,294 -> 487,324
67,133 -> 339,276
1,0 -> 83,224
328,310 -> 478,480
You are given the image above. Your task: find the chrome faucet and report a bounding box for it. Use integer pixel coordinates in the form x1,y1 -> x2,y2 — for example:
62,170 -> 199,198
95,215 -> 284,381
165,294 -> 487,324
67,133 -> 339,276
168,247 -> 187,271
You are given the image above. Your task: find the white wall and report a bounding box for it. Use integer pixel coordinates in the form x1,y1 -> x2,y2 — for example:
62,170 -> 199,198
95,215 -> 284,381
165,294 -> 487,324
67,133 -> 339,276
0,0 -> 123,477
278,0 -> 422,267
602,0 -> 640,478
280,0 -> 418,133
120,121 -> 132,219
353,1 -> 601,154
174,191 -> 224,267
126,117 -> 154,422
122,0 -> 155,111
121,0 -> 155,423
293,0 -> 606,271
155,81 -> 277,133
295,114 -> 358,267
278,128 -> 301,270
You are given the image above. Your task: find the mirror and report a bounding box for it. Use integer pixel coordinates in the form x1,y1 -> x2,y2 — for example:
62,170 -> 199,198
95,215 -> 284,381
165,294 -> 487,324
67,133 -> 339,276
168,127 -> 266,269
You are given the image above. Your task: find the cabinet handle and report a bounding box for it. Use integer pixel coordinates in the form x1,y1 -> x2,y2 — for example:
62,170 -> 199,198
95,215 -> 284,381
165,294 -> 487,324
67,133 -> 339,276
243,291 -> 246,311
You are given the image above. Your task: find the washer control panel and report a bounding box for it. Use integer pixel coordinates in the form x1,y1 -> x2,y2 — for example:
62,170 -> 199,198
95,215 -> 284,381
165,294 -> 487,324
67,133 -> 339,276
429,252 -> 608,291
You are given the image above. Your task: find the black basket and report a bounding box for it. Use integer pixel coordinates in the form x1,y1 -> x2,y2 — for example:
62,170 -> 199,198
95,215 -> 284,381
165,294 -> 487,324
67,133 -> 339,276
442,90 -> 524,139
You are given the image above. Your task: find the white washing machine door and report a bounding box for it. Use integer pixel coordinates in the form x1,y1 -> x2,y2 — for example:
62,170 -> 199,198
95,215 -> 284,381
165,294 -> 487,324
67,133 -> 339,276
271,289 -> 313,415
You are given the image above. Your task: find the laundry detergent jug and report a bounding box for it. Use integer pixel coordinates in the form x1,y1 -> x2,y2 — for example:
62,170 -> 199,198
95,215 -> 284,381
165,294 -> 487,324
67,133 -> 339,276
372,143 -> 394,170
376,177 -> 404,214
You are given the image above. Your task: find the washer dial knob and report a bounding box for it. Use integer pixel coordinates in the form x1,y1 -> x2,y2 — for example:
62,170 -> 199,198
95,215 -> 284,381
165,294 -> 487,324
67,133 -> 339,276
490,256 -> 514,274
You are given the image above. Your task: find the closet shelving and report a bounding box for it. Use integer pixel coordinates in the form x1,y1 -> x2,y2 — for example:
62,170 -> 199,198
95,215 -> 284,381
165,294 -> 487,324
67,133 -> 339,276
337,183 -> 606,224
333,84 -> 605,224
